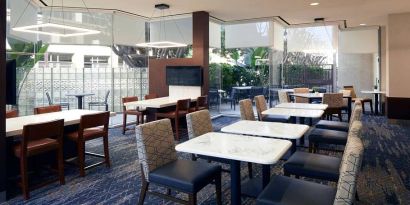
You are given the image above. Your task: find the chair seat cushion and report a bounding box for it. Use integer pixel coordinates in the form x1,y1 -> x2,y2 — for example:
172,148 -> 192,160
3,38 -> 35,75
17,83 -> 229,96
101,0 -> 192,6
256,175 -> 336,205
149,159 -> 221,193
67,127 -> 106,141
308,128 -> 348,145
125,109 -> 144,115
315,120 -> 349,132
284,151 -> 341,181
14,138 -> 59,157
262,115 -> 290,123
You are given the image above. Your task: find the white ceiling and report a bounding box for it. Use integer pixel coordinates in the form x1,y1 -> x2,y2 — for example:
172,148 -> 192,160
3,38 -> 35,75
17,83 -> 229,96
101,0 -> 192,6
39,0 -> 410,27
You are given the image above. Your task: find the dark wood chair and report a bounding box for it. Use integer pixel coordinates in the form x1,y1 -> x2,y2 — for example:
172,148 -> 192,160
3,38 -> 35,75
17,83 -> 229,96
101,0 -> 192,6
190,95 -> 208,112
6,109 -> 18,118
66,111 -> 110,177
145,93 -> 158,100
34,105 -> 62,114
88,90 -> 110,111
122,96 -> 146,134
156,99 -> 191,141
14,119 -> 65,200
46,92 -> 70,110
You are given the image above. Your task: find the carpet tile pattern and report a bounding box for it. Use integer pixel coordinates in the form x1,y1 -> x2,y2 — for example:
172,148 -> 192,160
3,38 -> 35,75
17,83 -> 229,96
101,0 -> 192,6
2,115 -> 409,205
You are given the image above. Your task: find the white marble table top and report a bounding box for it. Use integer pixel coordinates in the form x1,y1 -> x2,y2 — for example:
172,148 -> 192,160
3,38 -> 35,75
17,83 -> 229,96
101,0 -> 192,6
124,96 -> 196,109
291,93 -> 350,98
262,108 -> 324,118
6,109 -> 116,137
275,103 -> 328,110
361,90 -> 386,94
221,120 -> 309,139
175,132 -> 291,165
232,86 -> 253,90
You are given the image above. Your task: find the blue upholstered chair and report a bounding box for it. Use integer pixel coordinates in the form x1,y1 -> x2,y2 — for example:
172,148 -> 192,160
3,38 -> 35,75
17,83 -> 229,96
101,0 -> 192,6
136,119 -> 222,205
309,103 -> 363,153
256,132 -> 364,205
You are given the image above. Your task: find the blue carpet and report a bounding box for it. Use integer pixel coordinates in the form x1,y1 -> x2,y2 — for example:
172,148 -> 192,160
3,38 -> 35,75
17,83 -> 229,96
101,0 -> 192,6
2,115 -> 410,205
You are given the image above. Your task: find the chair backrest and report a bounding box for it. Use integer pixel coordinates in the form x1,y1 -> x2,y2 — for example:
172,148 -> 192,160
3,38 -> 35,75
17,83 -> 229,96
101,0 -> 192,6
254,95 -> 268,121
278,90 -> 290,103
79,111 -> 110,136
335,127 -> 364,204
322,93 -> 344,108
6,109 -> 18,118
135,119 -> 177,182
343,86 -> 357,98
34,105 -> 62,115
349,103 -> 363,127
21,119 -> 64,156
186,110 -> 213,139
239,99 -> 256,121
145,93 -> 158,100
176,99 -> 191,113
196,95 -> 208,110
339,89 -> 351,97
251,86 -> 264,96
45,92 -> 53,105
104,90 -> 110,103
122,96 -> 138,111
294,88 -> 310,103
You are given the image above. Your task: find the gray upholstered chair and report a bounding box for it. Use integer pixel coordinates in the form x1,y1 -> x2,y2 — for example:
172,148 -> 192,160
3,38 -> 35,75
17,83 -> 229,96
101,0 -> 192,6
278,90 -> 291,103
283,121 -> 362,182
316,101 -> 362,132
136,119 -> 222,205
254,95 -> 289,123
309,104 -> 363,153
256,130 -> 364,205
186,110 -> 213,140
239,99 -> 256,121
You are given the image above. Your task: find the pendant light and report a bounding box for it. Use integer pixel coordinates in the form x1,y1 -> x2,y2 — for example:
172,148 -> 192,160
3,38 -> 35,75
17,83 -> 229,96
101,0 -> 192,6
12,0 -> 100,37
136,4 -> 187,48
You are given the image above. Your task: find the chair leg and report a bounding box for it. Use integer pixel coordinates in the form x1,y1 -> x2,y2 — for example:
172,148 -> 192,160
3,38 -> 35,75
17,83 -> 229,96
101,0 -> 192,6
105,104 -> 108,111
103,135 -> 111,167
136,114 -> 140,125
338,111 -> 343,122
20,156 -> 29,200
188,193 -> 197,205
355,190 -> 360,201
191,154 -> 197,161
175,118 -> 180,141
248,162 -> 253,178
309,142 -> 313,153
166,188 -> 171,195
215,173 -> 222,205
122,113 -> 127,135
78,141 -> 86,177
138,179 -> 149,205
369,101 -> 374,114
361,101 -> 366,114
57,146 -> 65,185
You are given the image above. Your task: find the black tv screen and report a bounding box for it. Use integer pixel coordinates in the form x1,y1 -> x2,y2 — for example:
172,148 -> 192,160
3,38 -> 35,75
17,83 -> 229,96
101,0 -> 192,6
6,59 -> 17,105
166,66 -> 203,86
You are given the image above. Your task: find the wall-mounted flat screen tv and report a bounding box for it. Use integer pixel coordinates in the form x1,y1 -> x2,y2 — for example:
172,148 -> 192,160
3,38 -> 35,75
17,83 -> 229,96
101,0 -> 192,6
166,66 -> 203,86
6,59 -> 17,105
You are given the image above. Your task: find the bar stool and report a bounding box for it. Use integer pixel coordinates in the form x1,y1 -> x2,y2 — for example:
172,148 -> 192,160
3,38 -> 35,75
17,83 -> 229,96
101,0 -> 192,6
34,105 -> 62,114
145,93 -> 158,100
122,96 -> 146,134
156,99 -> 190,141
66,111 -> 110,177
6,109 -> 18,118
14,119 -> 65,200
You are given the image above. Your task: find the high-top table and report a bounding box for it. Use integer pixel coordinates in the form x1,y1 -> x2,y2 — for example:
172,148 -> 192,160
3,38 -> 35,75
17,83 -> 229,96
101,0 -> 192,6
66,93 -> 94,109
290,93 -> 353,121
6,109 -> 116,137
176,132 -> 291,205
221,120 -> 309,153
124,96 -> 197,122
275,103 -> 328,110
361,90 -> 386,115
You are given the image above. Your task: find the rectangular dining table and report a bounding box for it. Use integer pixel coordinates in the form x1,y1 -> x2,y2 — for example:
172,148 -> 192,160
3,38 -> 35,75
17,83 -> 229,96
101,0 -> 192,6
176,132 -> 291,205
275,102 -> 328,110
123,96 -> 196,122
220,120 -> 309,153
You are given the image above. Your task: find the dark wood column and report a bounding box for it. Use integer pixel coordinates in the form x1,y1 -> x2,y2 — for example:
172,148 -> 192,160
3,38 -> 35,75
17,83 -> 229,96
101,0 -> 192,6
148,11 -> 209,97
0,0 -> 7,201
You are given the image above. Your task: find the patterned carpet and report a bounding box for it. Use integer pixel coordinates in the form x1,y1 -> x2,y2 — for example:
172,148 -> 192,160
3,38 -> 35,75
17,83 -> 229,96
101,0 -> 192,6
2,115 -> 410,205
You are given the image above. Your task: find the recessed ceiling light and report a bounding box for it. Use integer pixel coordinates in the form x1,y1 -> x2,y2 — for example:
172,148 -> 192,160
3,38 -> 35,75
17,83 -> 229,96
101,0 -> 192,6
360,23 -> 367,26
310,2 -> 320,6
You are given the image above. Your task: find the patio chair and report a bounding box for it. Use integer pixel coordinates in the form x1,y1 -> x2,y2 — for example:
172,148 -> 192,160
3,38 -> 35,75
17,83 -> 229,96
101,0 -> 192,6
46,92 -> 70,110
88,90 -> 110,111
223,88 -> 237,110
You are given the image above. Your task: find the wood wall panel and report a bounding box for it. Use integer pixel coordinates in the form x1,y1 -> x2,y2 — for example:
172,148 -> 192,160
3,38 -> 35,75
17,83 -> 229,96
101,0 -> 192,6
386,97 -> 410,120
1,0 -> 7,201
148,11 -> 209,97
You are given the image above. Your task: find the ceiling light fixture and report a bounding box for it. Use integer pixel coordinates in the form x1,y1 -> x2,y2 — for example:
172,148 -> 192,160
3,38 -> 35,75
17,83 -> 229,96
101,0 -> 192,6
359,23 -> 367,26
136,3 -> 187,48
310,2 -> 320,6
12,0 -> 100,37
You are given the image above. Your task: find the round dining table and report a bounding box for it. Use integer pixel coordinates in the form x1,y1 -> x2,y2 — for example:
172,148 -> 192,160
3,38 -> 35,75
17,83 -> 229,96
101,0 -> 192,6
66,93 -> 94,109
